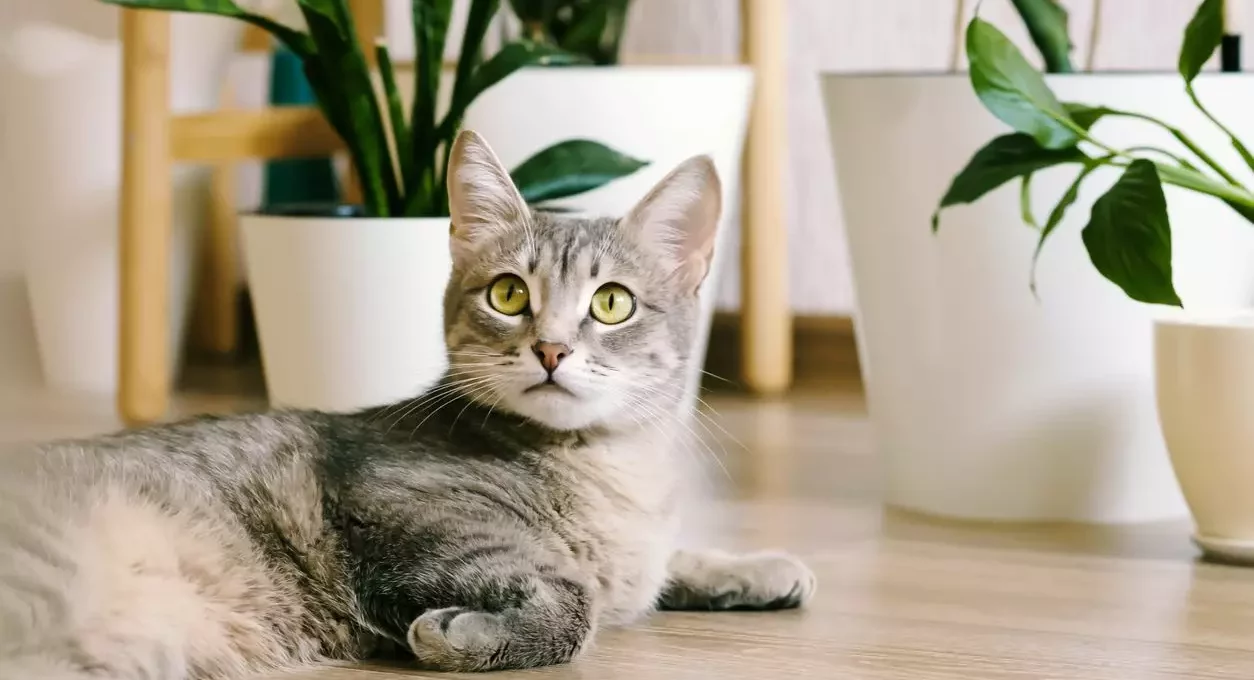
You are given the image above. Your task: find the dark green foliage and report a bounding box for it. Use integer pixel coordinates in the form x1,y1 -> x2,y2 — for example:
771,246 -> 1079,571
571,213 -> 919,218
507,0 -> 631,65
101,0 -> 647,217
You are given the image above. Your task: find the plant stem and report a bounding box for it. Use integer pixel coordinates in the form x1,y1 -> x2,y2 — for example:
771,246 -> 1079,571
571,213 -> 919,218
1123,145 -> 1197,170
1105,107 -> 1242,185
1186,83 -> 1254,174
1084,0 -> 1102,71
950,0 -> 968,72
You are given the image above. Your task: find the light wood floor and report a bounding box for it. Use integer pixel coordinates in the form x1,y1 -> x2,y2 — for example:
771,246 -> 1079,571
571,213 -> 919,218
3,369 -> 1253,679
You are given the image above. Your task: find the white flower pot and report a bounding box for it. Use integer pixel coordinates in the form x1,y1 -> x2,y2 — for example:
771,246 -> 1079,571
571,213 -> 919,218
240,214 -> 452,412
821,72 -> 1254,523
460,66 -> 753,416
4,8 -> 242,393
1155,311 -> 1254,563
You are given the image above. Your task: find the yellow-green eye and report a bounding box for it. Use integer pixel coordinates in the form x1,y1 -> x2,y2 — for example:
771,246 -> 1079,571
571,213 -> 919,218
488,275 -> 530,316
590,283 -> 635,325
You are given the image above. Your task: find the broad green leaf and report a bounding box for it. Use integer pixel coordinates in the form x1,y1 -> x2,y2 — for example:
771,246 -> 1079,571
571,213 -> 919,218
408,0 -> 454,215
98,0 -> 313,56
1179,0 -> 1223,83
933,133 -> 1087,231
439,40 -> 589,143
1009,0 -> 1074,73
1029,155 -> 1112,294
511,139 -> 648,203
1080,159 -> 1181,306
966,16 -> 1078,149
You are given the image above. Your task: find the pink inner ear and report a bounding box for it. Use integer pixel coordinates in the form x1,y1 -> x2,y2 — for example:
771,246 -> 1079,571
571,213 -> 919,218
623,156 -> 722,293
446,131 -> 530,264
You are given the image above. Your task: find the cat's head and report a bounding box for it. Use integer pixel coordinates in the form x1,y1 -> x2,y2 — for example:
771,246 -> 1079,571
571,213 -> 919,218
441,130 -> 721,432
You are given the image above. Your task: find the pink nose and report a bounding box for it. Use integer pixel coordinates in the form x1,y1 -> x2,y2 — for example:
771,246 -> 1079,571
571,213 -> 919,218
532,341 -> 572,373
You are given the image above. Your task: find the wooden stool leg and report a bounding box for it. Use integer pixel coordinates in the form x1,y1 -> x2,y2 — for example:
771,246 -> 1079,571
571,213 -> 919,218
192,84 -> 241,357
739,0 -> 792,395
119,9 -> 173,426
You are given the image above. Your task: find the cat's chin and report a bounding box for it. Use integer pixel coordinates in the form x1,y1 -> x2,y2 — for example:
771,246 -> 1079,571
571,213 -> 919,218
503,388 -> 615,432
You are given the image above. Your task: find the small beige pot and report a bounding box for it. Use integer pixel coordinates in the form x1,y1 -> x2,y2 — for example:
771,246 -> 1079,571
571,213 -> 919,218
1154,311 -> 1254,563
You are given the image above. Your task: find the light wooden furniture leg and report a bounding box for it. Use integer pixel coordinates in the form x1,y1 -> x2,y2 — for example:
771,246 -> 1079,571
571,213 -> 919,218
119,9 -> 173,426
739,0 -> 792,395
192,83 -> 241,357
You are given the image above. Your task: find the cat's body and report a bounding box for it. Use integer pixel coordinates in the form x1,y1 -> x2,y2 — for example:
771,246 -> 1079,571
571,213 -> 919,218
0,131 -> 814,679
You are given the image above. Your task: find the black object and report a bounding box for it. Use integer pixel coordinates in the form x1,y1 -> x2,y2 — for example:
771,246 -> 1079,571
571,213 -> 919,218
1222,34 -> 1242,72
253,202 -> 367,218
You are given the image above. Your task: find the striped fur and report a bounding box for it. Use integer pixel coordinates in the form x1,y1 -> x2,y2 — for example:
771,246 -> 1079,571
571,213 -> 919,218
0,132 -> 813,679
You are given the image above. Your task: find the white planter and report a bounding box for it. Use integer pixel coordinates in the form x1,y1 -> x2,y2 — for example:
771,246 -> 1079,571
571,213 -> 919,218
1155,312 -> 1254,563
3,8 -> 243,393
461,66 -> 753,416
240,214 -> 452,412
821,72 -> 1254,523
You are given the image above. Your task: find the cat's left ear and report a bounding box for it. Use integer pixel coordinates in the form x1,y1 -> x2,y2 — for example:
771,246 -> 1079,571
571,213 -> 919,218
621,155 -> 722,295
446,129 -> 530,266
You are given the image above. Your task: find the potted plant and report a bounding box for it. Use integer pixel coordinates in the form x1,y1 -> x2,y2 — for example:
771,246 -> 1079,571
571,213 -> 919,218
100,0 -> 649,412
461,0 -> 753,418
820,0 -> 1254,524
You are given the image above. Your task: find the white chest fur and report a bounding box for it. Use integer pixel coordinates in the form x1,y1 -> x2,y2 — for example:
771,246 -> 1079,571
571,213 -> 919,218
548,428 -> 681,624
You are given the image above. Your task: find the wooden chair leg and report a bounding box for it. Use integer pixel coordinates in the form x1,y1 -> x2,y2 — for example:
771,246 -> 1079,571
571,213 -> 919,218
192,83 -> 241,357
739,0 -> 792,395
119,9 -> 173,426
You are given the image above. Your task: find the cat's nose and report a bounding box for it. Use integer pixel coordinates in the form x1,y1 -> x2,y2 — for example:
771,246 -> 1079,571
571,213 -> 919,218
532,341 -> 573,374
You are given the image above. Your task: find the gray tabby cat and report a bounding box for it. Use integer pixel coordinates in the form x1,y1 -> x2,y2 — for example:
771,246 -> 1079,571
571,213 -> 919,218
0,130 -> 815,679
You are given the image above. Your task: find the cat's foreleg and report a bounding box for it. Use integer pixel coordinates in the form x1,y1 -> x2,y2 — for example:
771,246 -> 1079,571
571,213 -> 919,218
656,549 -> 816,611
403,566 -> 596,672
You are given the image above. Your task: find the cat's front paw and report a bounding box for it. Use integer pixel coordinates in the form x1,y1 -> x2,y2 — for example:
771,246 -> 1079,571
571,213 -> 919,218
659,549 -> 817,611
407,607 -> 506,672
729,551 -> 816,609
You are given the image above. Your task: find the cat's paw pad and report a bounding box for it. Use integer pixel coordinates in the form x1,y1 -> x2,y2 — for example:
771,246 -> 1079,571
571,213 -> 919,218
407,607 -> 506,671
733,551 -> 817,609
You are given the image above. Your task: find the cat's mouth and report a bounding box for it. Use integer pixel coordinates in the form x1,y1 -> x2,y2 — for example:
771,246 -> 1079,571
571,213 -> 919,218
524,378 -> 574,396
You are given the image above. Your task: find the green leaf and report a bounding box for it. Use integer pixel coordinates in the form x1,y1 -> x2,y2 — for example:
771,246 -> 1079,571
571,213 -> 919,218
1080,159 -> 1182,306
438,40 -> 589,144
553,0 -> 631,65
1062,103 -> 1114,131
1020,174 -> 1039,229
429,0 -> 501,215
933,133 -> 1087,231
98,0 -> 314,56
376,42 -> 410,199
1179,0 -> 1223,83
965,16 -> 1078,149
1029,155 -> 1113,294
296,0 -> 397,216
1223,198 -> 1254,226
1009,0 -> 1074,73
510,139 -> 648,203
1154,162 -> 1254,206
408,0 -> 453,216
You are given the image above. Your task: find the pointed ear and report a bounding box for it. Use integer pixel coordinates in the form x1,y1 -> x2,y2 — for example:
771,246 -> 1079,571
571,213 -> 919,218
621,155 -> 722,294
446,129 -> 530,265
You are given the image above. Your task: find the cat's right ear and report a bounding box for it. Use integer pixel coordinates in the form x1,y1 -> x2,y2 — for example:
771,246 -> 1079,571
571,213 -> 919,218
446,130 -> 530,265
